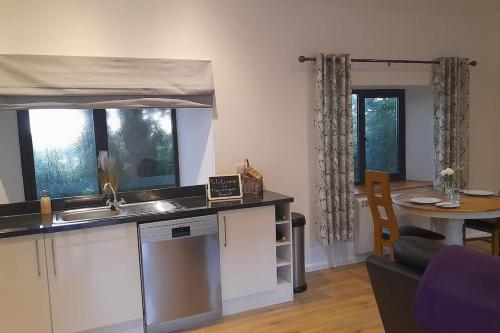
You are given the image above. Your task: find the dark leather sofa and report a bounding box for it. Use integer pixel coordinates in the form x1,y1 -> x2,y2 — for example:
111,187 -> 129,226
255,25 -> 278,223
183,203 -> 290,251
366,236 -> 443,333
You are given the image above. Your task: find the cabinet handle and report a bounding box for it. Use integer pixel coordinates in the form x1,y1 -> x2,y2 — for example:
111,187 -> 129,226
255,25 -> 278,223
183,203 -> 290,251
223,216 -> 227,247
51,238 -> 57,276
35,240 -> 41,277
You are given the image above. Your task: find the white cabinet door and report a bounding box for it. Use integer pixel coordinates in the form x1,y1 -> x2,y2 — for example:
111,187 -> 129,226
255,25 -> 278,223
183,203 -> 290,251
218,206 -> 276,300
46,223 -> 144,333
0,234 -> 52,333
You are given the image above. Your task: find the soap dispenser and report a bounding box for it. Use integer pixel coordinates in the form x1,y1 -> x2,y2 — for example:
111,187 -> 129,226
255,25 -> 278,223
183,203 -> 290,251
40,190 -> 52,215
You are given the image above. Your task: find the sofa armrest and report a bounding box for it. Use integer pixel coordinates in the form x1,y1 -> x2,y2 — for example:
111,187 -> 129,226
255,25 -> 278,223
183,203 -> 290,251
366,255 -> 426,333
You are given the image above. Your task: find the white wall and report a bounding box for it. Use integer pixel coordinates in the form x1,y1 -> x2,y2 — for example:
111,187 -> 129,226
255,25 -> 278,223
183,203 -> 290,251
405,86 -> 434,181
1,0 -> 499,269
177,108 -> 215,186
0,111 -> 24,203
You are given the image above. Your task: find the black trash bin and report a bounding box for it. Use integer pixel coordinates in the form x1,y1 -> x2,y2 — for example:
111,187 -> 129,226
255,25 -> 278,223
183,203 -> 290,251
291,212 -> 307,293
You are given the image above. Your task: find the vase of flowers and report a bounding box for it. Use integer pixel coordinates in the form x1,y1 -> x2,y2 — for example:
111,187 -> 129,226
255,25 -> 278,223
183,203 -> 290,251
98,151 -> 119,193
440,167 -> 462,205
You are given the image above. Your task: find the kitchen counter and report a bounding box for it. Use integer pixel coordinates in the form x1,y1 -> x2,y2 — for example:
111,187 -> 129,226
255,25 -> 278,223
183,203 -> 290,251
0,190 -> 293,239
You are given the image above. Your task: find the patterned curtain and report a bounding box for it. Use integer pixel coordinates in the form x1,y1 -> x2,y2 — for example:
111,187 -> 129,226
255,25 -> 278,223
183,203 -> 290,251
433,57 -> 470,189
314,54 -> 355,245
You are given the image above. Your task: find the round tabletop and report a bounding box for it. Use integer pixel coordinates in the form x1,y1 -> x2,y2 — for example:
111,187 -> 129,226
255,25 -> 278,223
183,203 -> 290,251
393,190 -> 500,219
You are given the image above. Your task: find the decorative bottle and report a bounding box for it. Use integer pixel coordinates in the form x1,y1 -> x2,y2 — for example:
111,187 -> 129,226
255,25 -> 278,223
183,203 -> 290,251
40,190 -> 52,215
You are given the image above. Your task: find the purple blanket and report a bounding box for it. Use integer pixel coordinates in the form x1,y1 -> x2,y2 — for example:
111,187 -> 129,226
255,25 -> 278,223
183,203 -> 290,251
413,245 -> 500,333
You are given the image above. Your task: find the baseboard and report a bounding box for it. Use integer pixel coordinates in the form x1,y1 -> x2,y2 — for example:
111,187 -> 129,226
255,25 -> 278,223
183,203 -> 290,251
305,261 -> 330,272
222,283 -> 293,316
82,319 -> 143,333
305,253 -> 372,272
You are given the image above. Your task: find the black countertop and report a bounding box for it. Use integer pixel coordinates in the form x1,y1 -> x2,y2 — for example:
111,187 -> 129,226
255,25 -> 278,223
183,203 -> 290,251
0,191 -> 293,239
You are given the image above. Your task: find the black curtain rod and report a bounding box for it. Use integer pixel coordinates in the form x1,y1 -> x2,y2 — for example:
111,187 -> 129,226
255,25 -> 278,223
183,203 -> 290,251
298,56 -> 478,67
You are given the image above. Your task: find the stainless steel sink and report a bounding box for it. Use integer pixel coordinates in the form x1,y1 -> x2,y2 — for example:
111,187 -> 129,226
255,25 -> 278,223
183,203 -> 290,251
54,200 -> 183,224
56,207 -> 122,223
121,200 -> 182,215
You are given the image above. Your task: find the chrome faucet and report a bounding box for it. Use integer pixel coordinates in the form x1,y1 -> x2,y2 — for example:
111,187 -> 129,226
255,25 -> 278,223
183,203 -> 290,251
103,183 -> 125,210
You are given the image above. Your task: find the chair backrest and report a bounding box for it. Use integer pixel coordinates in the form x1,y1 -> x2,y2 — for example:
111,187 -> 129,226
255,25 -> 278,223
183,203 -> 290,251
365,170 -> 399,258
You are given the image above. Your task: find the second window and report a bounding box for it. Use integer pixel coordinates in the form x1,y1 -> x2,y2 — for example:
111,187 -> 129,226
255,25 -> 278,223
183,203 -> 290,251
352,89 -> 406,184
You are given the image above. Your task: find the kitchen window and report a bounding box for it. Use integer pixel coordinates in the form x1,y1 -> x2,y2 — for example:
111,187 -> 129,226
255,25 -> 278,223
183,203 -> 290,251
17,108 -> 179,200
352,89 -> 405,184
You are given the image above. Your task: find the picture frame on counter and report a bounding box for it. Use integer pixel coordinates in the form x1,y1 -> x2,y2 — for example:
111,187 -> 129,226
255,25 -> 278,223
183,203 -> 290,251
207,174 -> 243,201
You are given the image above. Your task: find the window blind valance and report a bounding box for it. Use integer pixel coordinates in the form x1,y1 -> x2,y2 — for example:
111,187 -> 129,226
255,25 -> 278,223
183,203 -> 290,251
0,54 -> 214,110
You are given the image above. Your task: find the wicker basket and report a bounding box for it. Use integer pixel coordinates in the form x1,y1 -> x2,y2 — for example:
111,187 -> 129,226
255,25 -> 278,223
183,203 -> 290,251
241,159 -> 263,197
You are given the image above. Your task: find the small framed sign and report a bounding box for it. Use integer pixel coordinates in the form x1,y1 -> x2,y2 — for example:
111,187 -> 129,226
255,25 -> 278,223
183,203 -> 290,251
207,174 -> 243,201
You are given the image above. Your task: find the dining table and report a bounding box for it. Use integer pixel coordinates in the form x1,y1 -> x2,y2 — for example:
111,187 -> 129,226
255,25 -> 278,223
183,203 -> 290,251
393,190 -> 500,245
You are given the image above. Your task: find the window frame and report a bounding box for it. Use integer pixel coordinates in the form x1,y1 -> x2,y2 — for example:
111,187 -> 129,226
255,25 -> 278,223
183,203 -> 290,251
353,89 -> 406,185
17,108 -> 180,201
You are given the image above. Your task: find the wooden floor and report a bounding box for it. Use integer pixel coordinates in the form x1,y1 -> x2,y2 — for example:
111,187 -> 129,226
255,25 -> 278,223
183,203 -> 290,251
187,240 -> 490,333
465,239 -> 491,255
188,263 -> 382,333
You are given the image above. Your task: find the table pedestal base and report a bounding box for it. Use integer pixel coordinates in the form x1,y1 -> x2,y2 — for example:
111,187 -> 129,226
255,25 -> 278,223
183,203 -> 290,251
431,218 -> 464,245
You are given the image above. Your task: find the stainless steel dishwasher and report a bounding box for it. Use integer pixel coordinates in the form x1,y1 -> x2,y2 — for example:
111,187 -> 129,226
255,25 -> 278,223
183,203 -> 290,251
139,214 -> 222,333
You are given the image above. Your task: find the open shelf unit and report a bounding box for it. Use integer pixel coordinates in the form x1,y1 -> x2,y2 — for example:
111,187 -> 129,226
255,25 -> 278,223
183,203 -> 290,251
277,275 -> 289,286
274,203 -> 293,291
276,244 -> 291,267
276,257 -> 291,267
277,265 -> 292,286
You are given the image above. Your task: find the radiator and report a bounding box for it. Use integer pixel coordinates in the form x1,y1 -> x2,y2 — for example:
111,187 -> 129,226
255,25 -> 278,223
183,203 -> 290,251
354,197 -> 374,255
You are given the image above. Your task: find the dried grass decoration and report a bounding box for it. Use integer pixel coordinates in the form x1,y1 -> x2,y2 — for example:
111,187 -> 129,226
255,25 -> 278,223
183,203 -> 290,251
98,151 -> 119,193
241,159 -> 263,196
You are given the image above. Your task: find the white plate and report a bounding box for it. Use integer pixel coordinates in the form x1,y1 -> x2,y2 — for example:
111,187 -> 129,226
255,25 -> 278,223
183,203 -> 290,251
436,201 -> 460,209
408,197 -> 443,205
462,190 -> 495,197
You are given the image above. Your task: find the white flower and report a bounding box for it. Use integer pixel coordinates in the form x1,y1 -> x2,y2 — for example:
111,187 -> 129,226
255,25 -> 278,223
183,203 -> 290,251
98,151 -> 115,172
440,168 -> 455,177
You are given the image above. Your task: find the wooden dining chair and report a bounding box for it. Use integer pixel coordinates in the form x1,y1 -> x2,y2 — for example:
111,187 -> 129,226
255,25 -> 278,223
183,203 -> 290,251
463,220 -> 500,256
463,195 -> 500,256
365,171 -> 445,259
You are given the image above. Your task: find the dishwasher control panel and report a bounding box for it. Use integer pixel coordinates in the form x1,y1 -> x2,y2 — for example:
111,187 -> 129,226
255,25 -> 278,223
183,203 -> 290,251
139,214 -> 218,243
172,226 -> 191,238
